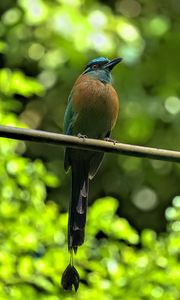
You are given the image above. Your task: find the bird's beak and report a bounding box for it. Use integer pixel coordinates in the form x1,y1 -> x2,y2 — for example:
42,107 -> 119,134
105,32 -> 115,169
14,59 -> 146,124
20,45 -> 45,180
103,57 -> 123,71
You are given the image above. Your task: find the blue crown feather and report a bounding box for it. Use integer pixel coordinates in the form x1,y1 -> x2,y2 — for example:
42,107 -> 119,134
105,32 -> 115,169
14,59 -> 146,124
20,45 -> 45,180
85,57 -> 110,69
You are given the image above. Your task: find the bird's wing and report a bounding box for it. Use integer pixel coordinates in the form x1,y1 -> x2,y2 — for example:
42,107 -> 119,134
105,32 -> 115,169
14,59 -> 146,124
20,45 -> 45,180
64,94 -> 77,171
63,94 -> 76,135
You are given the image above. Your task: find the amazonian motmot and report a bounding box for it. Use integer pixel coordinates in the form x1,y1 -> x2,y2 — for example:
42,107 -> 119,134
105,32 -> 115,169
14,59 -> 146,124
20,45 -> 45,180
62,57 -> 122,291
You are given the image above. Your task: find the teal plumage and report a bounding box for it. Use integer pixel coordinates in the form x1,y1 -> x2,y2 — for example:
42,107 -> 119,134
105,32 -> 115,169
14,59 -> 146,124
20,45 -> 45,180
64,57 -> 122,253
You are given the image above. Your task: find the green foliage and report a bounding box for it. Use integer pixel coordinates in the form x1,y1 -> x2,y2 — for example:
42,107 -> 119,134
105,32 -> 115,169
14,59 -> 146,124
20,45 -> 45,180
0,69 -> 44,97
0,0 -> 180,299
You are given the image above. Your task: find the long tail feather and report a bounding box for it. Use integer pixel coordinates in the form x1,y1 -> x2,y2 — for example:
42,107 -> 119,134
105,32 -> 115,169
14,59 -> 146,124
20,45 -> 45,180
68,161 -> 89,253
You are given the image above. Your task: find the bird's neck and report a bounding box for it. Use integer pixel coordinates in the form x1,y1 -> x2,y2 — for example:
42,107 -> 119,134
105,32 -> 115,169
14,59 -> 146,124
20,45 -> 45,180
85,70 -> 112,84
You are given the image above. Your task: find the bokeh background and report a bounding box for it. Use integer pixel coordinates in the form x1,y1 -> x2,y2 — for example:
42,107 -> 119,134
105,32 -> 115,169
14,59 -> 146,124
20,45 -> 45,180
0,0 -> 180,299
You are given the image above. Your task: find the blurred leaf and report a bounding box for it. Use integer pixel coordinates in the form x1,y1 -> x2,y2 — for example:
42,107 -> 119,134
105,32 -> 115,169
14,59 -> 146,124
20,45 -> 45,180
0,69 -> 44,97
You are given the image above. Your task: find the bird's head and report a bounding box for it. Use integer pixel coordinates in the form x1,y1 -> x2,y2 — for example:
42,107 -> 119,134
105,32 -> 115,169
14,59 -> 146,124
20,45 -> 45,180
83,57 -> 122,83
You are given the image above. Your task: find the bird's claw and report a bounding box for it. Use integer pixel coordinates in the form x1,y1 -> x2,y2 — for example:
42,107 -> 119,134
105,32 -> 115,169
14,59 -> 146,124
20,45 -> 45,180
77,133 -> 88,141
104,137 -> 117,145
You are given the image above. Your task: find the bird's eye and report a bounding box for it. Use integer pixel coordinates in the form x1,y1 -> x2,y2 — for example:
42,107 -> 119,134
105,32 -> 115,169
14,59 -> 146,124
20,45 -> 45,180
92,64 -> 98,70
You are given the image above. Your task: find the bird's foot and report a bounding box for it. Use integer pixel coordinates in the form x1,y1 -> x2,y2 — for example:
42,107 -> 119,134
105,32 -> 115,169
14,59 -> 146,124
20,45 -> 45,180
104,137 -> 117,145
77,133 -> 88,141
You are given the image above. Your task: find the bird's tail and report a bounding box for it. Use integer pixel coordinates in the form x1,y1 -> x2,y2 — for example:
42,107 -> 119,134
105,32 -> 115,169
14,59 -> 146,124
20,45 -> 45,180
68,161 -> 89,253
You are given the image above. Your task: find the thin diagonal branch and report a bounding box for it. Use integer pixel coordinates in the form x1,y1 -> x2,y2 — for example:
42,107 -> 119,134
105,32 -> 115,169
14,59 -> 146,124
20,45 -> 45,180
0,125 -> 180,163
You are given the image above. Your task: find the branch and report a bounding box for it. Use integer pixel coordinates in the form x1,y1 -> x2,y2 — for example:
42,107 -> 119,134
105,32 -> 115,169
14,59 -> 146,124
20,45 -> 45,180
0,125 -> 180,163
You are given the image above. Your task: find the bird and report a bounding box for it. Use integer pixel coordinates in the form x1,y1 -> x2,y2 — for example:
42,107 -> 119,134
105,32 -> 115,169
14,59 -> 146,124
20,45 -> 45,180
62,56 -> 122,290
